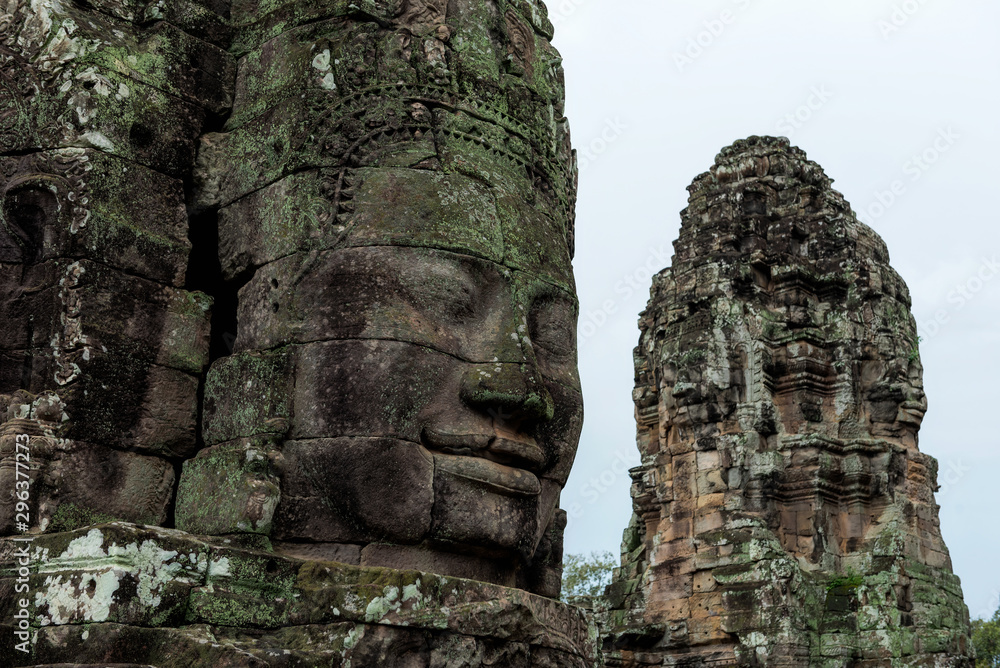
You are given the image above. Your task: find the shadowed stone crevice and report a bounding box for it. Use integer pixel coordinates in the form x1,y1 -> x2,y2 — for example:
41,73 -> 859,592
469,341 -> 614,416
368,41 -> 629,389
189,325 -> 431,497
181,42 -> 237,467
183,206 -> 244,365
0,148 -> 52,160
162,459 -> 185,530
1,185 -> 51,266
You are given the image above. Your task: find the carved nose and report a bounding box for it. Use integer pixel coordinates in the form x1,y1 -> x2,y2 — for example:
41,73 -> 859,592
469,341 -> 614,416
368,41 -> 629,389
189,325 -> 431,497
460,361 -> 555,423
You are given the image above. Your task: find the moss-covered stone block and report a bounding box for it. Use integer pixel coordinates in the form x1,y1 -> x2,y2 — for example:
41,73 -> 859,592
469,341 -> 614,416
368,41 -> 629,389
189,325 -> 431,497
176,436 -> 281,536
1,524 -> 210,633
202,349 -> 294,445
2,523 -> 600,666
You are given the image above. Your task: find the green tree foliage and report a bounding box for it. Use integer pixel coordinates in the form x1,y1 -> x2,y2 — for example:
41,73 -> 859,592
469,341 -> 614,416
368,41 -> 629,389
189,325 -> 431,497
974,607 -> 1000,667
562,551 -> 617,601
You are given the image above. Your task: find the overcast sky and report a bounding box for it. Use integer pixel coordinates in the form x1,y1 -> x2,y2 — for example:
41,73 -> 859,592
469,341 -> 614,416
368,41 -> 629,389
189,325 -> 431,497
553,0 -> 1000,620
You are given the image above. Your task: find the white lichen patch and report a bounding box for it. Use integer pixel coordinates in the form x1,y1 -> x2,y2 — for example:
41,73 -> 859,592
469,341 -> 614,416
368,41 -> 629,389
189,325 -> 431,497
145,0 -> 165,19
312,48 -> 331,71
342,623 -> 364,651
207,556 -> 232,578
364,584 -> 401,622
77,131 -> 114,152
401,579 -> 422,603
61,528 -> 106,559
311,48 -> 337,90
34,528 -> 200,622
106,540 -> 182,608
35,569 -> 120,625
746,539 -> 770,562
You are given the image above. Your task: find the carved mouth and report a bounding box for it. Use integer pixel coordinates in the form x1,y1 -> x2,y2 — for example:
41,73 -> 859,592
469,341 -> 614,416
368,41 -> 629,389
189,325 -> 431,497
897,402 -> 926,426
432,452 -> 541,497
422,427 -> 544,497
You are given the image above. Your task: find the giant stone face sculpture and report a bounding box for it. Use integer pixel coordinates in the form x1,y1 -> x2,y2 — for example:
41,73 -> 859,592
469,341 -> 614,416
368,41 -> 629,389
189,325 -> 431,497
602,137 -> 972,666
171,0 -> 582,597
0,1 -> 599,664
0,0 -> 580,599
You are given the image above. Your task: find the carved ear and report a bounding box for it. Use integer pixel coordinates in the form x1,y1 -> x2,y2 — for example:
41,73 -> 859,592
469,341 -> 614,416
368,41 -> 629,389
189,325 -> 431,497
504,9 -> 535,75
0,173 -> 72,264
1,184 -> 54,263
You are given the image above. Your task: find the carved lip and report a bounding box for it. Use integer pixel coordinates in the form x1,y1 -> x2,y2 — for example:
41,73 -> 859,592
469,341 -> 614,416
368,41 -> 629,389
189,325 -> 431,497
422,427 -> 545,469
422,427 -> 544,497
897,403 -> 926,425
432,452 -> 542,497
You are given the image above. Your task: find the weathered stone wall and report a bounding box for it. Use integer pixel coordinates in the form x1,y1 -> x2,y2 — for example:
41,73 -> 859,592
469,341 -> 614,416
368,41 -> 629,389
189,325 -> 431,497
1,522 -> 601,666
0,0 -> 595,665
0,0 -> 230,535
601,137 -> 973,667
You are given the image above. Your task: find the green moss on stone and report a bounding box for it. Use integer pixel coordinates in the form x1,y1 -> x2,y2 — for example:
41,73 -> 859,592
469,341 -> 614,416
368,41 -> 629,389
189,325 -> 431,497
47,502 -> 123,533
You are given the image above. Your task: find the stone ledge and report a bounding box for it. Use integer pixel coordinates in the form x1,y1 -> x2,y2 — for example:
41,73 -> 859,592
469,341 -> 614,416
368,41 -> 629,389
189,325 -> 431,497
0,522 -> 600,667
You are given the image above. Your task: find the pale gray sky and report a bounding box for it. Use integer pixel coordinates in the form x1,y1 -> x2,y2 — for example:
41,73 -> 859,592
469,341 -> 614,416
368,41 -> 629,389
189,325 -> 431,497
554,0 -> 1000,620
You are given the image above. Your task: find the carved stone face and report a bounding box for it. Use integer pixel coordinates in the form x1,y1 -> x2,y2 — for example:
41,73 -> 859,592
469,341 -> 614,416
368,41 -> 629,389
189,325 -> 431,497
635,138 -> 934,570
265,244 -> 582,559
610,139 -> 970,664
197,166 -> 582,581
173,0 -> 579,593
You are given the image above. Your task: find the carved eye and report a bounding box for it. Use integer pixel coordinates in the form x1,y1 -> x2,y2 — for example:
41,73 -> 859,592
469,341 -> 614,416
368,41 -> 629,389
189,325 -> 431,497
416,268 -> 481,324
438,282 -> 477,323
529,298 -> 576,359
1,185 -> 56,264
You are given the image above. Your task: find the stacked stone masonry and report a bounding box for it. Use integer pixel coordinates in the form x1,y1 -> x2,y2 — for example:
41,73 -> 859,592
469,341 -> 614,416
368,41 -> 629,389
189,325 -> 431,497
601,137 -> 973,667
1,0 -> 592,665
0,0 -> 227,540
1,522 -> 600,665
0,0 -> 974,665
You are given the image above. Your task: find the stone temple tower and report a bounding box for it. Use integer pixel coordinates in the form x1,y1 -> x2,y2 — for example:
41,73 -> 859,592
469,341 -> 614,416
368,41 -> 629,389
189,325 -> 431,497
602,137 -> 972,666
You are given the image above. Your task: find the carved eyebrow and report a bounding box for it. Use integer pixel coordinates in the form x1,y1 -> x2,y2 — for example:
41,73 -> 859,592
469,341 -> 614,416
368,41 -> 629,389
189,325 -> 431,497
520,281 -> 579,315
507,269 -> 580,306
329,248 -> 497,314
